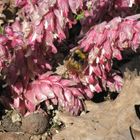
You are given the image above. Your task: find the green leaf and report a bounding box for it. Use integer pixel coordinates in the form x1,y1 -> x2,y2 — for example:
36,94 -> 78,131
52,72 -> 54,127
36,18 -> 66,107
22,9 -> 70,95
75,11 -> 84,21
0,26 -> 3,34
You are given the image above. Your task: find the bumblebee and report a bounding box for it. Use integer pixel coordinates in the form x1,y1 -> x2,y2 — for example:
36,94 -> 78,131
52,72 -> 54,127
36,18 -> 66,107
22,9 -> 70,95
64,48 -> 87,74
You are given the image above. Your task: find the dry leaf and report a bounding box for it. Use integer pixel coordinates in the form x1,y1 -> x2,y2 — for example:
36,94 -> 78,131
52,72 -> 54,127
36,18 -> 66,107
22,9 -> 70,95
53,74 -> 140,140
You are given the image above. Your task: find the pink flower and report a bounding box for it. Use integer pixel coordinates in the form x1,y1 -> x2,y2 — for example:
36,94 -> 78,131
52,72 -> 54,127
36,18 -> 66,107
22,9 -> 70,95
23,73 -> 93,115
0,0 -> 140,116
77,15 -> 140,93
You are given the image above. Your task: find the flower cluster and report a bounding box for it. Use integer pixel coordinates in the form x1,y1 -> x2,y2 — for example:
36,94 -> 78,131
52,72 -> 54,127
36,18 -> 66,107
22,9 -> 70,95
0,0 -> 140,115
78,15 -> 140,93
24,72 -> 93,115
80,0 -> 140,33
0,0 -> 88,115
15,0 -> 84,53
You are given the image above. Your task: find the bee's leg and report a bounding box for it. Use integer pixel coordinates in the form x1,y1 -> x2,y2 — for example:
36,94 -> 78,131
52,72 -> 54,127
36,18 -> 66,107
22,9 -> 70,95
62,70 -> 69,78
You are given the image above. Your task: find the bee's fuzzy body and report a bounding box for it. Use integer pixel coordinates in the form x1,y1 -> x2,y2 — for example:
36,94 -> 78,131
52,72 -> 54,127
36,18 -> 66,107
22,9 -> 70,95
65,49 -> 87,74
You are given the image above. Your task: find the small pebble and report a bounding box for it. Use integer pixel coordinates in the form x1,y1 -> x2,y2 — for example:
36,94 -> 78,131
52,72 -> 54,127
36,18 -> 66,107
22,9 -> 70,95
21,113 -> 49,135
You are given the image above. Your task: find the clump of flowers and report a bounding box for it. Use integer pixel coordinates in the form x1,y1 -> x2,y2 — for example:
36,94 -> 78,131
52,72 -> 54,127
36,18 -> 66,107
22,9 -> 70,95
0,0 -> 140,115
78,15 -> 140,93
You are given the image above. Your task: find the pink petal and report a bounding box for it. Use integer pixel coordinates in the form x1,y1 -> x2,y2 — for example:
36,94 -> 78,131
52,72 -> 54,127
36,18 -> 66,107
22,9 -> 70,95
60,79 -> 77,86
52,84 -> 64,100
70,87 -> 84,98
25,100 -> 36,112
84,88 -> 94,99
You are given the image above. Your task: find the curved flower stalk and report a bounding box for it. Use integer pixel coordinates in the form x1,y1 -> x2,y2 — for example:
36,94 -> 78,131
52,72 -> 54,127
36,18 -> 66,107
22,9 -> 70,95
78,15 -> 140,93
15,0 -> 83,53
24,72 -> 93,115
